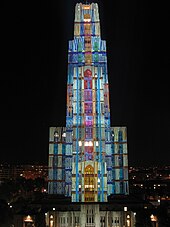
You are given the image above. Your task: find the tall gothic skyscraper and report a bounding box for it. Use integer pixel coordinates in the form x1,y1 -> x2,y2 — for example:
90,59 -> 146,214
48,2 -> 129,203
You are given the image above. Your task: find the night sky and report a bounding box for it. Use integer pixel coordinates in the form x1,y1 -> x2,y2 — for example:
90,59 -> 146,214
0,0 -> 170,167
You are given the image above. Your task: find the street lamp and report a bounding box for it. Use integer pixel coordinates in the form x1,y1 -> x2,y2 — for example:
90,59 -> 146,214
50,215 -> 54,227
124,207 -> 127,212
123,207 -> 127,227
126,215 -> 130,227
133,212 -> 136,226
150,214 -> 158,227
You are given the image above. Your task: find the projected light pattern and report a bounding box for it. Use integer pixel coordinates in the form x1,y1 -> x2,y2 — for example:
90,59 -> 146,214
48,3 -> 129,203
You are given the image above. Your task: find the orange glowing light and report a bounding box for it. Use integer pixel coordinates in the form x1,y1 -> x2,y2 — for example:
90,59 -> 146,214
83,6 -> 90,10
24,215 -> 33,222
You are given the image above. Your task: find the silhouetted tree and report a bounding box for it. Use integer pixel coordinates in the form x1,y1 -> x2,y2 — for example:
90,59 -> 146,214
34,211 -> 46,227
0,199 -> 13,227
135,209 -> 152,227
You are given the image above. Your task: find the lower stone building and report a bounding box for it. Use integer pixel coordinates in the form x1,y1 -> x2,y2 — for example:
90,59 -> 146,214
46,204 -> 135,227
13,194 -> 154,227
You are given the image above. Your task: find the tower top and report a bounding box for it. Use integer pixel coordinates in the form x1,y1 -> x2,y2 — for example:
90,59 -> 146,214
84,0 -> 90,4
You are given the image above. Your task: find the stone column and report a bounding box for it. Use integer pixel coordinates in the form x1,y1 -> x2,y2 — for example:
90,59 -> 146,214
80,205 -> 86,227
94,204 -> 100,227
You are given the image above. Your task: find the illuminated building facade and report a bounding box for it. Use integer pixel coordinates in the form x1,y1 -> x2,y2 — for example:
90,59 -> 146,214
11,3 -> 156,227
46,7 -> 131,225
48,2 -> 129,203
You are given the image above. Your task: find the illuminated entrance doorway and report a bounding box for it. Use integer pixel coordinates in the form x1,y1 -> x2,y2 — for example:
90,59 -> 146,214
84,165 -> 95,202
